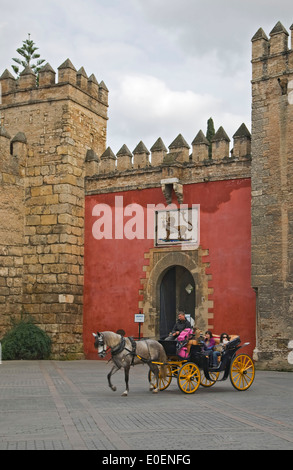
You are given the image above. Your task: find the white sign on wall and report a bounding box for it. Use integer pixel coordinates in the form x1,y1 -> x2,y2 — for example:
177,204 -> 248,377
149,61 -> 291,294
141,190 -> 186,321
155,206 -> 200,248
134,314 -> 145,323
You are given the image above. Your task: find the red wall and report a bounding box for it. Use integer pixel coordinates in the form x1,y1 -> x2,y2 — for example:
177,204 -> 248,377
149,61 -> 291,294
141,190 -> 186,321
84,178 -> 255,359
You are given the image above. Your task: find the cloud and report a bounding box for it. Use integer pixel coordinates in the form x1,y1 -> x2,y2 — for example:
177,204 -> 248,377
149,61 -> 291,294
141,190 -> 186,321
131,0 -> 293,57
1,0 -> 292,157
107,73 -> 248,154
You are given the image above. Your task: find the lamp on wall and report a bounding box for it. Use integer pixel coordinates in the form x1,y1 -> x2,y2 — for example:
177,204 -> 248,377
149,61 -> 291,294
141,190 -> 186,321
185,284 -> 193,294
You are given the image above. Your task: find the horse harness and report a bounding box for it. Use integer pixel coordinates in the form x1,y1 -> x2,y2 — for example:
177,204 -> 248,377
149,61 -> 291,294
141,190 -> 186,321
125,337 -> 137,366
108,335 -> 150,366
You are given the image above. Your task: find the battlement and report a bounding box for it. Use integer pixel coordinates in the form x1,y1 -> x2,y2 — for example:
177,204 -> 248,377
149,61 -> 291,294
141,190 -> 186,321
0,126 -> 28,165
0,59 -> 108,119
251,21 -> 293,80
86,123 -> 251,177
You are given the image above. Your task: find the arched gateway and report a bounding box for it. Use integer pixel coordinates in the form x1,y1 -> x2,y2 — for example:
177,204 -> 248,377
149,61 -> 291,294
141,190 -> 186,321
140,248 -> 212,339
160,266 -> 195,338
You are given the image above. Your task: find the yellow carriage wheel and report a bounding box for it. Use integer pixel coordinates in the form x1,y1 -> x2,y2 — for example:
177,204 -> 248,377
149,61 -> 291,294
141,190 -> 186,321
177,362 -> 201,394
148,364 -> 172,391
230,354 -> 255,391
200,370 -> 219,387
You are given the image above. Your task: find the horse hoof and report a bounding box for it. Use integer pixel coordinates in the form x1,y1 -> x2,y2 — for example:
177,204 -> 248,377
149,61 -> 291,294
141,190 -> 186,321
112,386 -> 117,392
121,391 -> 128,397
149,384 -> 154,391
152,388 -> 158,394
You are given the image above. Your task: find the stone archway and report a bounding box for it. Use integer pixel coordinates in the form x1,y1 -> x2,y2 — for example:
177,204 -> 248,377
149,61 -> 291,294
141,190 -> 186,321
160,265 -> 195,338
140,247 -> 212,339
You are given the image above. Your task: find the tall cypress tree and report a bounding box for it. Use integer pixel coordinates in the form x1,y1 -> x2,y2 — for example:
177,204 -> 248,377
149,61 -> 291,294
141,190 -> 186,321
206,117 -> 215,159
12,34 -> 45,79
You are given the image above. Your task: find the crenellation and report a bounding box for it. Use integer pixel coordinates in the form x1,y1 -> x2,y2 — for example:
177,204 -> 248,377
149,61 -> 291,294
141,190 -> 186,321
18,66 -> 36,90
76,67 -> 88,90
38,63 -> 56,87
87,74 -> 99,99
269,21 -> 289,55
150,137 -> 167,166
251,28 -> 269,61
98,80 -> 109,105
94,125 -> 250,177
85,149 -> 99,177
58,58 -> 77,85
0,125 -> 11,154
168,133 -> 190,163
252,22 -> 293,83
10,132 -> 28,171
133,141 -> 150,169
99,146 -> 116,174
0,60 -> 109,123
116,144 -> 132,171
232,123 -> 251,158
211,126 -> 230,160
191,130 -> 209,162
0,69 -> 16,94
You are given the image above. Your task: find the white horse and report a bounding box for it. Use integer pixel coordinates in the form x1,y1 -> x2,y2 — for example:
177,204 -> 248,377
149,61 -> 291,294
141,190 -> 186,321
93,331 -> 167,396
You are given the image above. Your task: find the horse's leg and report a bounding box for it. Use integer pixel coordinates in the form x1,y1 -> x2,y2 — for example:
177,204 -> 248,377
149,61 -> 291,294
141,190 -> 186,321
107,365 -> 119,392
148,363 -> 159,393
121,365 -> 130,397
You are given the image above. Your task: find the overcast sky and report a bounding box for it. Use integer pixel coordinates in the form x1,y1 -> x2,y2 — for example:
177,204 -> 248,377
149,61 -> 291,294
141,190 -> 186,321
0,0 -> 292,154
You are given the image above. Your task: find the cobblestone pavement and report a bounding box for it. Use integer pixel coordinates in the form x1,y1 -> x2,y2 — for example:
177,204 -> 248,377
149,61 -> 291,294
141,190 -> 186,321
0,360 -> 292,451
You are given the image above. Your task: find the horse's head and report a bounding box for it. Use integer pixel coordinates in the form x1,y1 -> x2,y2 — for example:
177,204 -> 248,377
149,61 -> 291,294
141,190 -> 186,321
92,332 -> 107,358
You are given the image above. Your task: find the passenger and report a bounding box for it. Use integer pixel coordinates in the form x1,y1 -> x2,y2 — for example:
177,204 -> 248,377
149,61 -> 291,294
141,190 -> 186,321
220,333 -> 230,345
165,312 -> 192,341
212,332 -> 231,365
202,330 -> 219,368
176,328 -> 193,358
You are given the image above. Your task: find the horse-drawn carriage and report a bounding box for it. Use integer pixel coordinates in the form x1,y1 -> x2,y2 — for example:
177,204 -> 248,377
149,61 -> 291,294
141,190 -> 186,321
149,336 -> 255,394
93,331 -> 255,396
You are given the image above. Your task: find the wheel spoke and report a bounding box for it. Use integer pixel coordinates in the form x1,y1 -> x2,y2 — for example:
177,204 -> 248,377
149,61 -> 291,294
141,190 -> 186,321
200,370 -> 219,387
177,362 -> 200,394
230,354 -> 255,391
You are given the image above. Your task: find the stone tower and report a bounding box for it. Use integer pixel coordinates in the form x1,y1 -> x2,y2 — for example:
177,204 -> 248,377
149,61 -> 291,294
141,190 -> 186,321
251,22 -> 293,370
0,60 -> 108,358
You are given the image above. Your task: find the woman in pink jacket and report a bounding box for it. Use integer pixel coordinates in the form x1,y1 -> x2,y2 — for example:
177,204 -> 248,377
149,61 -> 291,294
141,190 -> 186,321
203,331 -> 218,368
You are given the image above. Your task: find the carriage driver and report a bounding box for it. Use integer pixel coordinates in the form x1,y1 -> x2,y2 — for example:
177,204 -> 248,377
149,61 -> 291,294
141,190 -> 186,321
165,312 -> 192,341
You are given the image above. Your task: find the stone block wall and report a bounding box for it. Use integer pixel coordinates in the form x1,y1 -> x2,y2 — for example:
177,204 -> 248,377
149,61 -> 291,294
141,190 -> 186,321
0,130 -> 25,333
251,22 -> 293,370
0,60 -> 108,358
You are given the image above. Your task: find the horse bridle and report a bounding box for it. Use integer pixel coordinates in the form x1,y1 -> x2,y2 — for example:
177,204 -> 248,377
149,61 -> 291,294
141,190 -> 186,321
93,332 -> 126,359
94,332 -> 108,358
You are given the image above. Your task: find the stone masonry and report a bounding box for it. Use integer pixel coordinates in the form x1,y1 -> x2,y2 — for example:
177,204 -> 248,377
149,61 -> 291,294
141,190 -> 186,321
0,22 -> 293,368
0,60 -> 108,358
251,22 -> 293,370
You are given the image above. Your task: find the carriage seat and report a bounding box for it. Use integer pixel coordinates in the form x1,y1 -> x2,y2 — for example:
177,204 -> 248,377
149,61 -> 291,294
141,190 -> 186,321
213,334 -> 221,345
187,333 -> 240,362
213,334 -> 239,345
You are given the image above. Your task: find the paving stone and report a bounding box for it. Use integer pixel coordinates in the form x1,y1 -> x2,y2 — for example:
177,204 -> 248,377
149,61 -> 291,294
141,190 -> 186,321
0,360 -> 292,451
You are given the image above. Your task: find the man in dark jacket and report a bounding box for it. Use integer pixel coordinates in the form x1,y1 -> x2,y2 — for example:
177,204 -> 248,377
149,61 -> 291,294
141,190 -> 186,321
165,312 -> 192,340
